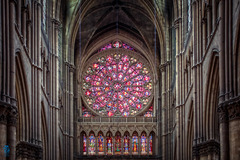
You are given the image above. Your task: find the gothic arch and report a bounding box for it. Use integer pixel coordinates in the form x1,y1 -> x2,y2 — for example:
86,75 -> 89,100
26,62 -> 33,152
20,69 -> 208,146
234,7 -> 240,96
149,131 -> 156,155
41,102 -> 48,160
187,100 -> 193,160
16,52 -> 30,143
204,51 -> 219,141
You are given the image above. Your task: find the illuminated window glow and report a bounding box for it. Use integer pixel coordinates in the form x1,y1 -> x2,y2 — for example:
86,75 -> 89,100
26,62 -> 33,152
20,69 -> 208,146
115,133 -> 121,155
98,41 -> 136,52
83,134 -> 87,155
82,53 -> 153,117
88,134 -> 95,155
141,133 -> 147,155
149,134 -> 153,155
98,133 -> 104,155
124,135 -> 130,155
132,134 -> 138,155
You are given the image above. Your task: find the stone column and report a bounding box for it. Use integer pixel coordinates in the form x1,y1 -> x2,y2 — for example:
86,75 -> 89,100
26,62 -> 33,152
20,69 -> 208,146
212,0 -> 216,27
138,136 -> 141,156
218,1 -> 228,160
86,136 -> 89,155
207,4 -> 212,41
121,136 -> 123,155
104,136 -> 106,155
0,108 -> 7,160
228,99 -> 240,160
129,136 -> 132,156
95,136 -> 98,155
112,136 -> 115,155
160,63 -> 166,160
7,107 -> 18,160
147,136 -> 150,156
22,7 -> 27,45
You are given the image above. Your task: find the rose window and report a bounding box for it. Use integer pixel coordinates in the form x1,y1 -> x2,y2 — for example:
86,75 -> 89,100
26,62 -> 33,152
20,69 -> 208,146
82,50 -> 153,117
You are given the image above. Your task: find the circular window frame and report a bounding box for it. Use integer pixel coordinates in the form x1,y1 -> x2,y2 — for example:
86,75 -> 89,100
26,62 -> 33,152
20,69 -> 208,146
81,48 -> 154,117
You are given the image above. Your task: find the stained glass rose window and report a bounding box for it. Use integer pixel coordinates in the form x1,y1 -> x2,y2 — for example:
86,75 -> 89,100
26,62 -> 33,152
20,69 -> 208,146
82,47 -> 153,117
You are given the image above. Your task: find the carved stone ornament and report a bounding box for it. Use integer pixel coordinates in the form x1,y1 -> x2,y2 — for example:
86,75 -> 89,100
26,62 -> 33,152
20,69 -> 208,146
218,96 -> 240,122
16,141 -> 43,159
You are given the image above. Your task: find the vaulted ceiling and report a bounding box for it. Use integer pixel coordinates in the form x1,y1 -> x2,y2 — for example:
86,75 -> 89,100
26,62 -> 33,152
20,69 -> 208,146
71,0 -> 167,57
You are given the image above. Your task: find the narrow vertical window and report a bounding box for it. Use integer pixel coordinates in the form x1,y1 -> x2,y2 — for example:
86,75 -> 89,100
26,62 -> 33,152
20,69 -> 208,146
98,133 -> 104,155
88,133 -> 95,155
149,134 -> 153,155
106,132 -> 113,155
132,133 -> 138,155
115,132 -> 121,155
141,133 -> 147,155
123,135 -> 130,155
83,134 -> 87,155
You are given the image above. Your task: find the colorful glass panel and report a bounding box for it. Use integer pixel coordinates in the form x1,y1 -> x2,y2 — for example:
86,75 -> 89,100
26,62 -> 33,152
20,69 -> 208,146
83,134 -> 87,155
124,135 -> 130,155
115,133 -> 121,155
82,53 -> 153,117
149,134 -> 153,155
141,133 -> 147,155
144,106 -> 153,117
132,134 -> 138,154
98,133 -> 104,155
98,41 -> 135,52
106,135 -> 113,155
89,134 -> 95,155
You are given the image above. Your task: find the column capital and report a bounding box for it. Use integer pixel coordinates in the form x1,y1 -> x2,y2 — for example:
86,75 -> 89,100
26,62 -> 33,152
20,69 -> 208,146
16,141 -> 43,159
159,63 -> 167,72
174,17 -> 182,29
218,96 -> 240,122
69,64 -> 76,73
202,17 -> 207,24
7,105 -> 18,126
193,140 -> 220,158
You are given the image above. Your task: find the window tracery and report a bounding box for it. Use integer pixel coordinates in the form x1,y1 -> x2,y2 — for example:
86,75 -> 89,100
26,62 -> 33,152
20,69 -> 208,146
82,45 -> 153,117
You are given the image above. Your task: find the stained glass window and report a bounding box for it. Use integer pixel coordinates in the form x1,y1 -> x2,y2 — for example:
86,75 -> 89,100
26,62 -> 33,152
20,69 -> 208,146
89,133 -> 95,155
98,133 -> 104,155
82,52 -> 153,117
115,132 -> 121,155
123,135 -> 130,155
141,133 -> 147,155
144,106 -> 153,117
106,133 -> 113,155
82,106 -> 92,117
149,134 -> 153,155
132,133 -> 138,155
98,41 -> 136,52
83,134 -> 87,155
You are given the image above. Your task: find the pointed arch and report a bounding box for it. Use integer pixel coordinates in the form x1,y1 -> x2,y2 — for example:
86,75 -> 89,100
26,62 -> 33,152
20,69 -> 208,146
204,51 -> 219,141
41,102 -> 48,160
16,52 -> 30,143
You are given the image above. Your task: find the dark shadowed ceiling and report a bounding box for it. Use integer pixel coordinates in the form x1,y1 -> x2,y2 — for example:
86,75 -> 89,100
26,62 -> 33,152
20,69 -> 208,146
74,0 -> 161,56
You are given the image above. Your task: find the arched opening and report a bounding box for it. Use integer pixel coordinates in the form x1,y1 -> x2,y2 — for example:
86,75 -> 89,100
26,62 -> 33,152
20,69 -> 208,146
88,131 -> 96,155
41,102 -> 48,160
149,131 -> 156,156
132,131 -> 138,155
140,131 -> 147,155
106,131 -> 113,155
115,131 -> 121,155
80,131 -> 87,155
123,131 -> 130,155
97,131 -> 104,155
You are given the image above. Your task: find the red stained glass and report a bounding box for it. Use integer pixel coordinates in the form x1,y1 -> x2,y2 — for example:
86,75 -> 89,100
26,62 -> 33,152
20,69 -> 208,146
82,53 -> 152,117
